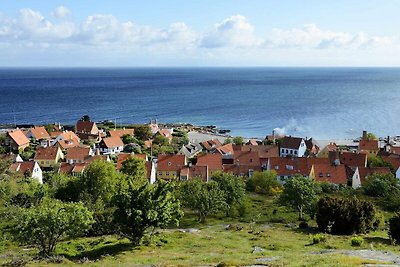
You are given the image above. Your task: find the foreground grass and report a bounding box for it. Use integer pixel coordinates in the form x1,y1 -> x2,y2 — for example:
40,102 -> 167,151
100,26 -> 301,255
1,194 -> 400,267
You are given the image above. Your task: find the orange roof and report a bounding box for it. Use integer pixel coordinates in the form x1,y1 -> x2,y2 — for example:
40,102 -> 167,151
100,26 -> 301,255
66,147 -> 91,161
158,129 -> 172,139
34,147 -> 60,161
57,138 -> 81,150
72,163 -> 88,173
196,153 -> 223,172
247,139 -> 259,146
240,145 -> 279,158
59,131 -> 80,142
358,139 -> 379,152
50,131 -> 63,138
233,150 -> 260,166
109,129 -> 134,138
8,129 -> 30,146
144,140 -> 153,148
101,136 -> 124,148
358,167 -> 392,184
59,162 -> 74,174
216,143 -> 234,155
29,126 -> 50,140
268,157 -> 329,177
201,139 -> 222,151
313,164 -> 347,185
116,153 -> 147,169
157,154 -> 186,171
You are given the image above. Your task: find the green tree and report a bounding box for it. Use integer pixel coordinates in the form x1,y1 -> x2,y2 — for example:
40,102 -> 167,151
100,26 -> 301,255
280,175 -> 321,220
113,180 -> 182,245
179,179 -> 226,222
368,155 -> 395,174
120,156 -> 147,182
79,159 -> 118,206
246,171 -> 281,195
363,173 -> 397,197
366,132 -> 378,140
133,125 -> 152,141
212,172 -> 246,216
80,115 -> 91,121
232,136 -> 244,146
153,135 -> 170,146
224,138 -> 232,145
11,199 -> 93,256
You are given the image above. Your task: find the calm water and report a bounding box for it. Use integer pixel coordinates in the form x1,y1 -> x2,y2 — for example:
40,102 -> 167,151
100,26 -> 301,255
1,67 -> 400,139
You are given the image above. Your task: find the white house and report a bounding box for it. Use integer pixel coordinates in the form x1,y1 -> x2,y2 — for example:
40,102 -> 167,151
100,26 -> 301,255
99,136 -> 124,155
279,136 -> 307,157
178,143 -> 203,158
10,161 -> 43,184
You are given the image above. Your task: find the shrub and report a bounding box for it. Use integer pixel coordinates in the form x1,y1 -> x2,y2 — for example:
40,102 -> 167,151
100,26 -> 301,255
299,221 -> 309,229
309,233 -> 326,244
351,236 -> 364,247
316,196 -> 376,235
363,173 -> 396,197
389,213 -> 400,243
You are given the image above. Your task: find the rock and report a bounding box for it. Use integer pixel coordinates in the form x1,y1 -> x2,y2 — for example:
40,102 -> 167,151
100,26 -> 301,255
255,256 -> 280,263
252,246 -> 265,253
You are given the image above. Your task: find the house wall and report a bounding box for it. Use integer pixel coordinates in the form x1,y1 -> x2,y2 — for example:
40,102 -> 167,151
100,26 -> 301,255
32,163 -> 43,184
157,170 -> 178,180
280,140 -> 306,157
352,168 -> 361,189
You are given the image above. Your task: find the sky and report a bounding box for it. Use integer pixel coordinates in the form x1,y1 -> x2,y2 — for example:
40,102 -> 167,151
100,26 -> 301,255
0,0 -> 399,67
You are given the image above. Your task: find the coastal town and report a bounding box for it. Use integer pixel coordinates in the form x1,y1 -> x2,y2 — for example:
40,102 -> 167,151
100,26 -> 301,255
1,115 -> 399,189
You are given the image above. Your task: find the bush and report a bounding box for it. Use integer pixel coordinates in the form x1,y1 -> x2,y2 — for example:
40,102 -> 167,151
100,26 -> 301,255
316,196 -> 376,235
351,236 -> 364,246
246,171 -> 280,195
309,233 -> 326,244
389,213 -> 400,243
363,173 -> 396,197
299,221 -> 309,229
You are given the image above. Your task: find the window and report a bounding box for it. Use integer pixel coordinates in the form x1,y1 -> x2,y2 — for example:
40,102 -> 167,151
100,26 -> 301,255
319,172 -> 323,177
166,171 -> 169,176
286,149 -> 289,153
158,171 -> 162,176
294,150 -> 297,155
168,162 -> 171,166
326,172 -> 331,177
250,158 -> 253,163
281,148 -> 285,153
275,165 -> 279,170
290,150 -> 293,154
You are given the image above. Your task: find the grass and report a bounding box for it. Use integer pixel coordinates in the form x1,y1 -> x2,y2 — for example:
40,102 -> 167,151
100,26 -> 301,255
1,194 -> 400,267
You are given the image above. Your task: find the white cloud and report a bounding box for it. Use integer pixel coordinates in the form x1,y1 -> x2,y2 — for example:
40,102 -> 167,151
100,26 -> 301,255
200,15 -> 259,48
265,24 -> 394,49
51,6 -> 70,19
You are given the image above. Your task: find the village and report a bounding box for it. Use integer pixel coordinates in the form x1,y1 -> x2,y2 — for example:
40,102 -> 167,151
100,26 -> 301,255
1,115 -> 399,189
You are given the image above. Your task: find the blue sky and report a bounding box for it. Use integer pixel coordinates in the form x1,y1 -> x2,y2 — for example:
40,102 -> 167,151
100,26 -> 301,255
0,0 -> 399,66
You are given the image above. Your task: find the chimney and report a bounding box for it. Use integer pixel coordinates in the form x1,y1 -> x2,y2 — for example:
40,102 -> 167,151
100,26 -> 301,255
362,130 -> 367,140
272,130 -> 276,143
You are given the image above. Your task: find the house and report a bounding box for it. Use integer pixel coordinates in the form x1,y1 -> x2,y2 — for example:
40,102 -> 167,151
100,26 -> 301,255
180,166 -> 209,182
357,167 -> 392,186
388,145 -> 400,155
34,146 -> 64,168
241,145 -> 279,163
279,136 -> 307,157
328,151 -> 367,168
196,153 -> 223,177
51,131 -> 81,150
0,153 -> 23,163
215,143 -> 236,162
109,128 -> 134,138
59,162 -> 88,176
157,129 -> 173,142
157,154 -> 187,180
149,119 -> 159,134
26,126 -> 50,147
178,143 -> 203,158
84,154 -> 111,163
310,163 -> 347,185
116,153 -> 147,169
305,138 -> 320,157
358,131 -> 379,156
76,120 -> 99,135
6,129 -> 30,152
223,150 -> 261,177
10,161 -> 43,184
99,136 -> 124,154
65,147 -> 92,164
200,139 -> 222,152
246,139 -> 259,146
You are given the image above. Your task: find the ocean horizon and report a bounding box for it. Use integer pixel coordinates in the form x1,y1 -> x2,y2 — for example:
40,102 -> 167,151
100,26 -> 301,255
1,67 -> 400,140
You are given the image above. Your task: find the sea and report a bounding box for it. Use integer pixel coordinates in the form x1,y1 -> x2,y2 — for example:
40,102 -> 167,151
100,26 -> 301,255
1,67 -> 400,140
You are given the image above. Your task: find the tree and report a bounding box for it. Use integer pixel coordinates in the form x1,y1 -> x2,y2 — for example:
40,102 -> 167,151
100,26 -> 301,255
363,173 -> 397,197
79,159 -> 118,206
232,136 -> 244,146
366,132 -> 378,140
246,171 -> 281,195
153,135 -> 170,146
280,175 -> 321,220
11,199 -> 93,256
368,155 -> 395,174
80,115 -> 91,122
120,156 -> 147,182
179,179 -> 226,222
212,172 -> 246,216
121,134 -> 136,144
133,125 -> 152,141
224,138 -> 232,145
113,180 -> 182,245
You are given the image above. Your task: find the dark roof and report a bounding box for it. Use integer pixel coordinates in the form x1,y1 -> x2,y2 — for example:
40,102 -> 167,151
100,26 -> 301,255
280,136 -> 303,149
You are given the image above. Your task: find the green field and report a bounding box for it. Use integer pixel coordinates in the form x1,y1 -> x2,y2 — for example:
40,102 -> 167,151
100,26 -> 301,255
1,194 -> 400,267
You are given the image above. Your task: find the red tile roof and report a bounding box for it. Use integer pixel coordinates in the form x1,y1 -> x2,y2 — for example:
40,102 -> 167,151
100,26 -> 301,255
56,138 -> 81,150
329,151 -> 367,168
66,147 -> 91,161
196,153 -> 223,172
358,139 -> 379,152
358,167 -> 392,184
34,147 -> 61,161
109,129 -> 134,138
189,165 -> 208,182
216,143 -> 234,155
157,154 -> 186,171
59,162 -> 74,174
8,129 -> 30,146
281,136 -> 303,149
101,136 -> 124,148
240,145 -> 279,158
233,150 -> 260,166
29,126 -> 50,140
76,121 -> 98,134
312,164 -> 348,185
10,161 -> 36,175
201,139 -> 222,151
158,129 -> 172,139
